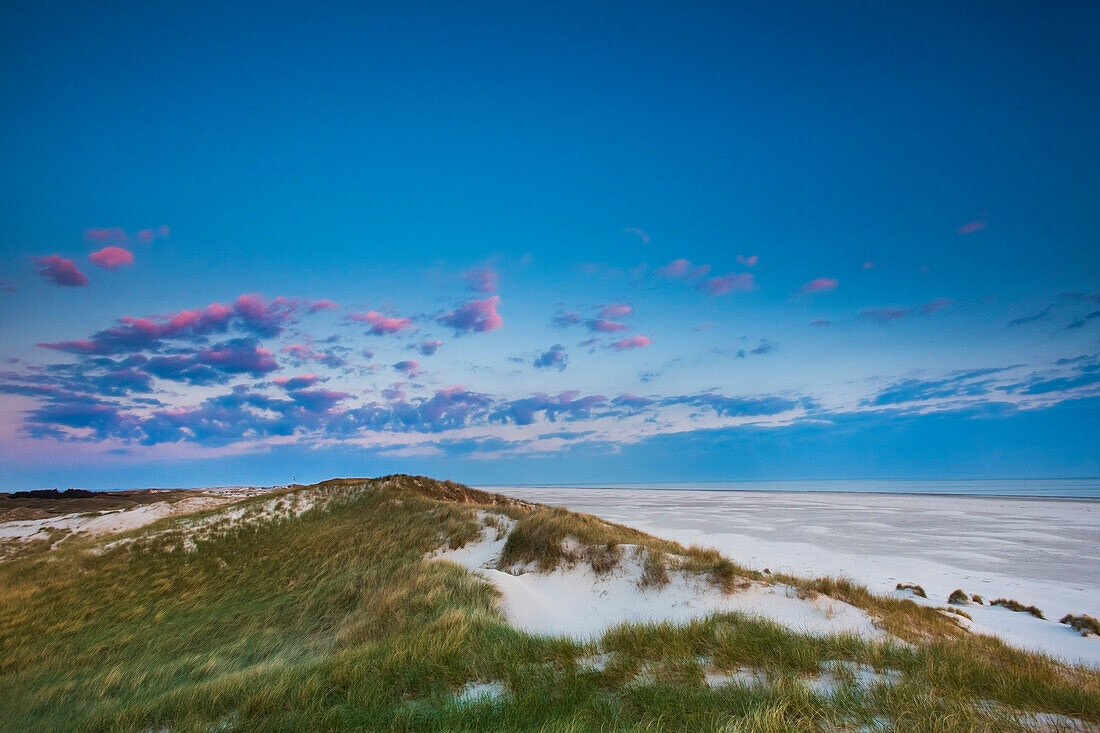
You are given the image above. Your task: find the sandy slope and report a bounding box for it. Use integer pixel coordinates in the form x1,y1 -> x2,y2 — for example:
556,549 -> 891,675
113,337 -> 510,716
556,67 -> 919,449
492,487 -> 1100,667
0,487 -> 275,547
430,511 -> 884,641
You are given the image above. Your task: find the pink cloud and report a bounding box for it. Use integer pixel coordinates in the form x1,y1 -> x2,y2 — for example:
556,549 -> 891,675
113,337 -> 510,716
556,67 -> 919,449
348,310 -> 415,335
611,335 -> 652,351
587,318 -> 628,333
83,227 -> 128,245
798,277 -> 838,294
701,273 -> 755,296
692,323 -> 714,332
657,258 -> 711,279
418,339 -> 443,355
34,255 -> 89,287
736,254 -> 759,267
89,246 -> 134,269
599,302 -> 633,318
196,344 -> 278,373
36,338 -> 104,353
862,261 -> 875,270
137,229 -> 154,244
308,299 -> 339,312
623,227 -> 651,244
39,294 -> 303,354
393,359 -> 421,377
957,220 -> 987,235
810,319 -> 831,327
158,225 -> 170,237
463,267 -> 499,293
438,296 -> 503,333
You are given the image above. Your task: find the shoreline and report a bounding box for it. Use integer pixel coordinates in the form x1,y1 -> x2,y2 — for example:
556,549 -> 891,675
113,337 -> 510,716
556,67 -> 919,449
482,485 -> 1100,501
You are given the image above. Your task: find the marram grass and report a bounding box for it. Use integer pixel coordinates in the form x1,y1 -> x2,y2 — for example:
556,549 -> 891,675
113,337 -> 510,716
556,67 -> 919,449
0,475 -> 1097,732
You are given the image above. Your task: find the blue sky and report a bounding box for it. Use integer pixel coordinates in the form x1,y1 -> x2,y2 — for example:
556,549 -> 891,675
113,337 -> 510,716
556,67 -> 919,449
1,1 -> 1098,489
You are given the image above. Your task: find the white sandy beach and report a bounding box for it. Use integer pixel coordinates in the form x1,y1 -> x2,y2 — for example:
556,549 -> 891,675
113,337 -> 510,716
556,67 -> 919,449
490,487 -> 1100,668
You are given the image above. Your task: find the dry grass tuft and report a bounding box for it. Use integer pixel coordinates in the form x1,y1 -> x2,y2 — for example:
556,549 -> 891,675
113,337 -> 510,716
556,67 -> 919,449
639,550 -> 670,590
895,583 -> 927,598
948,588 -> 969,605
1060,614 -> 1100,637
991,598 -> 1045,619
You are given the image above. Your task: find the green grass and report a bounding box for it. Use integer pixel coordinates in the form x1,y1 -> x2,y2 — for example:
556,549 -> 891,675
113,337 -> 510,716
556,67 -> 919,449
0,475 -> 1097,732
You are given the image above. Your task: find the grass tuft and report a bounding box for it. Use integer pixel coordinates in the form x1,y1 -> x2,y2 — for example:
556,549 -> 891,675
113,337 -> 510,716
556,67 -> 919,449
895,583 -> 927,598
948,588 -> 969,605
991,598 -> 1045,619
1060,614 -> 1100,637
639,550 -> 670,590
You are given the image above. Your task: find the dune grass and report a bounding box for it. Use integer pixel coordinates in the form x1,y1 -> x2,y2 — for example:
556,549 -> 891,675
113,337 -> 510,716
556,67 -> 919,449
0,475 -> 1097,732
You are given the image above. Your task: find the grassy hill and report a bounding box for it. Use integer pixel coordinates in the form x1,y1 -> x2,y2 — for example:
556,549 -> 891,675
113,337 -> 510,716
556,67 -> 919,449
0,476 -> 1096,732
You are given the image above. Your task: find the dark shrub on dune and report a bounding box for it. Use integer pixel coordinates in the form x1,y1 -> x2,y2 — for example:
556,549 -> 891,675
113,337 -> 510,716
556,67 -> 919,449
9,489 -> 98,499
948,589 -> 969,605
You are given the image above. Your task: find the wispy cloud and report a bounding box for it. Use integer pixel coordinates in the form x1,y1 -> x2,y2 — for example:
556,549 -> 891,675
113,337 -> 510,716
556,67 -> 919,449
1067,311 -> 1100,330
463,266 -> 499,293
797,277 -> 838,294
957,219 -> 987,235
348,310 -> 416,335
83,227 -> 129,246
586,318 -> 628,333
656,258 -> 710,279
859,307 -> 911,323
865,367 -> 1015,406
599,302 -> 632,318
920,297 -> 953,314
622,227 -> 650,244
84,226 -> 169,246
749,340 -> 774,355
1009,306 -> 1052,326
280,343 -> 347,368
552,310 -> 582,327
701,273 -> 754,296
858,298 -> 953,323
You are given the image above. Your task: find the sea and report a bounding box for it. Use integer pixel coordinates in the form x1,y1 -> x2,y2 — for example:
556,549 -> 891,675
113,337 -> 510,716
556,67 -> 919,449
481,478 -> 1100,499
